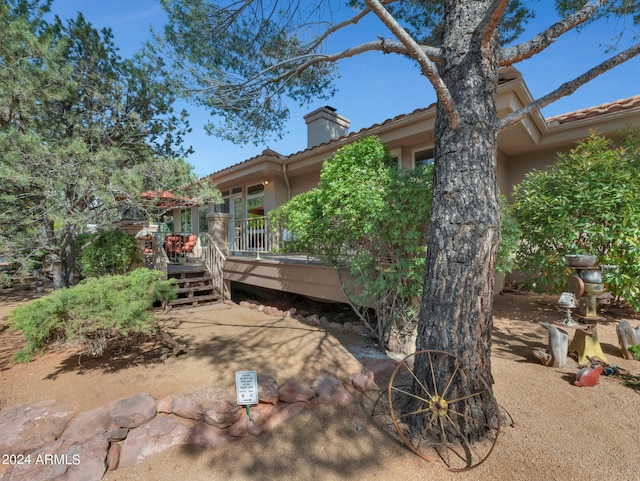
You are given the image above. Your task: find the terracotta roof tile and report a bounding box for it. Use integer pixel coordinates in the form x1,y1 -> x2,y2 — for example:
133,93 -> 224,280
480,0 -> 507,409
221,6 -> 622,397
203,89 -> 640,181
546,94 -> 640,125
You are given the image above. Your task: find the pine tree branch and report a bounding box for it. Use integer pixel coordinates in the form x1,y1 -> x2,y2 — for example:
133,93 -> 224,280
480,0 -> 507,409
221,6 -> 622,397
479,0 -> 510,52
498,41 -> 640,130
500,0 -> 607,65
364,0 -> 457,127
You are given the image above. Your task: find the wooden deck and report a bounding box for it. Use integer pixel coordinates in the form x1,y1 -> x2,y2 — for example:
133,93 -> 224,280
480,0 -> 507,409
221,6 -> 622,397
223,254 -> 348,303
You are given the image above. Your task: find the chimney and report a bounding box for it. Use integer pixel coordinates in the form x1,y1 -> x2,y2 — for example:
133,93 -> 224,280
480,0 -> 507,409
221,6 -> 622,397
303,106 -> 350,148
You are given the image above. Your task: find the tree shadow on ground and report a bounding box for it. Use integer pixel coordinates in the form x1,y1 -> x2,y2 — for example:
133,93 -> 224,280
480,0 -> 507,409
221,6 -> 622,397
172,391 -> 417,481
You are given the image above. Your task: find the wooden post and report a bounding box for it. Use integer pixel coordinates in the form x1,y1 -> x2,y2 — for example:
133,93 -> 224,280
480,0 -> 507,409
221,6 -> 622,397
616,320 -> 639,360
569,324 -> 608,366
534,322 -> 569,368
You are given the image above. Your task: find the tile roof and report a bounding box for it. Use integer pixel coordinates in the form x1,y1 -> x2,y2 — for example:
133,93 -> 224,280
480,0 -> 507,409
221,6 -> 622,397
204,89 -> 640,181
545,94 -> 640,125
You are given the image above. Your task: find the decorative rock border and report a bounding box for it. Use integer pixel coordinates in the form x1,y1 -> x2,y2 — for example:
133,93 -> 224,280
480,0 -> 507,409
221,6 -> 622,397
236,300 -> 373,337
0,360 -> 398,481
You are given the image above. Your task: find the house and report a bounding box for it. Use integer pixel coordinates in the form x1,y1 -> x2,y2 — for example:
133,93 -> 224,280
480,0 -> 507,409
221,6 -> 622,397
156,68 -> 640,304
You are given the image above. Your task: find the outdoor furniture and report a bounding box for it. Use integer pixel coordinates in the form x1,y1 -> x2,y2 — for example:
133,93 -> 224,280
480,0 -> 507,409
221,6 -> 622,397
164,235 -> 182,262
182,235 -> 197,254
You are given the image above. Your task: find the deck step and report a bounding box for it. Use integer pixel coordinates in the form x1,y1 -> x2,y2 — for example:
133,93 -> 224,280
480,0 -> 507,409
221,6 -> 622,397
174,284 -> 214,294
162,260 -> 223,311
167,293 -> 221,308
170,275 -> 212,285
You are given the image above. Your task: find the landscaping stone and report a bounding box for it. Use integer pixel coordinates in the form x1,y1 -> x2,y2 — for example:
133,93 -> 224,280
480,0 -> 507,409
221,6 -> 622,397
263,306 -> 283,317
62,402 -> 116,442
164,387 -> 241,428
304,313 -> 320,325
350,372 -> 379,393
110,393 -> 157,429
8,433 -> 110,481
156,395 -> 172,413
257,374 -> 279,404
184,421 -> 230,447
118,415 -> 191,468
0,399 -> 74,455
278,379 -> 317,403
340,321 -> 353,334
312,373 -> 353,406
228,402 -> 305,437
106,443 -> 120,472
1,361 -> 381,479
263,401 -> 306,431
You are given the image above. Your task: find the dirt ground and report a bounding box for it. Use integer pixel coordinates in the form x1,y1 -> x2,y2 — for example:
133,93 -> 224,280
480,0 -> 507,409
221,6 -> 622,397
1,285 -> 640,481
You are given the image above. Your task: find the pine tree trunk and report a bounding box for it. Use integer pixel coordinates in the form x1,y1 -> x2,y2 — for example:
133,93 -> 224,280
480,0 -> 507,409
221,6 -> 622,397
414,1 -> 501,437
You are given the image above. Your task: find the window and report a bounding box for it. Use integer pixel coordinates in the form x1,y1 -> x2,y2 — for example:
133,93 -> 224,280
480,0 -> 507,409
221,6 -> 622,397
180,210 -> 192,233
389,148 -> 402,168
247,184 -> 265,217
414,148 -> 435,168
198,206 -> 209,234
216,187 -> 242,214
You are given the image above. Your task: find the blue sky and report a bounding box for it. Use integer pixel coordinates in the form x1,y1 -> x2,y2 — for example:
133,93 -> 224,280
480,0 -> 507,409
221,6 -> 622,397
46,1 -> 640,177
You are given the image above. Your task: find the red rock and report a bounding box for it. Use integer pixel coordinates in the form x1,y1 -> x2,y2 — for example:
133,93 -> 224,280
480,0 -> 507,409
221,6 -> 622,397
0,400 -> 74,455
350,372 -> 379,392
340,322 -> 353,333
185,421 -> 229,446
312,373 -> 353,406
351,324 -> 371,336
257,374 -> 280,404
111,393 -> 157,428
168,387 -> 241,428
62,402 -> 116,442
263,401 -> 305,431
278,379 -> 316,403
106,442 -> 121,471
264,306 -> 283,317
119,415 -> 191,468
9,433 -> 110,481
156,395 -> 173,413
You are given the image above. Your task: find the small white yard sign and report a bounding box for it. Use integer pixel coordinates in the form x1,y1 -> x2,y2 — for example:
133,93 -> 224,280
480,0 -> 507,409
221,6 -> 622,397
235,370 -> 258,405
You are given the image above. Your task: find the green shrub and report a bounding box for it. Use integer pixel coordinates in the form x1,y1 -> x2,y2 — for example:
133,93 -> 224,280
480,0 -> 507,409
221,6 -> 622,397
8,268 -> 176,361
270,136 -> 523,353
77,229 -> 141,278
512,131 -> 640,310
270,136 -> 432,353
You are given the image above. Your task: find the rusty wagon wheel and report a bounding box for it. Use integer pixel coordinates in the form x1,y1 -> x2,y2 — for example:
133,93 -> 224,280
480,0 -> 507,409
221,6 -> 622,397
388,349 -> 500,472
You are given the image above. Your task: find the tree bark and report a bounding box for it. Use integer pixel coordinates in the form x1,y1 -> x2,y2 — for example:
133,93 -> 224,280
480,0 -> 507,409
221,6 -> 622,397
414,0 -> 501,437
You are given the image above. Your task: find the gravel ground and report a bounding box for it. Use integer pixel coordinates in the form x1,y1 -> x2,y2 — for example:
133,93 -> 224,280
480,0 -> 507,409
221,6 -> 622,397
1,287 -> 639,481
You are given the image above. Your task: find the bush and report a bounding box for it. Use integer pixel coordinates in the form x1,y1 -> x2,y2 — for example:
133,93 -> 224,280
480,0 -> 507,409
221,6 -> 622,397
77,229 -> 141,278
270,136 -> 523,353
270,136 -> 432,353
8,268 -> 176,361
512,131 -> 640,310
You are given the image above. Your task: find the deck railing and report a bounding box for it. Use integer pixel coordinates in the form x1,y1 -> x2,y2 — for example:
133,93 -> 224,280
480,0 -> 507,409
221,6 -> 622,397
230,216 -> 279,254
200,232 -> 229,299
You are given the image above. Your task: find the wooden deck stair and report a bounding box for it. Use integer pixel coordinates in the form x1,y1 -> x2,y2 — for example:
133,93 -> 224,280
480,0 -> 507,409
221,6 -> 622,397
166,262 -> 221,310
